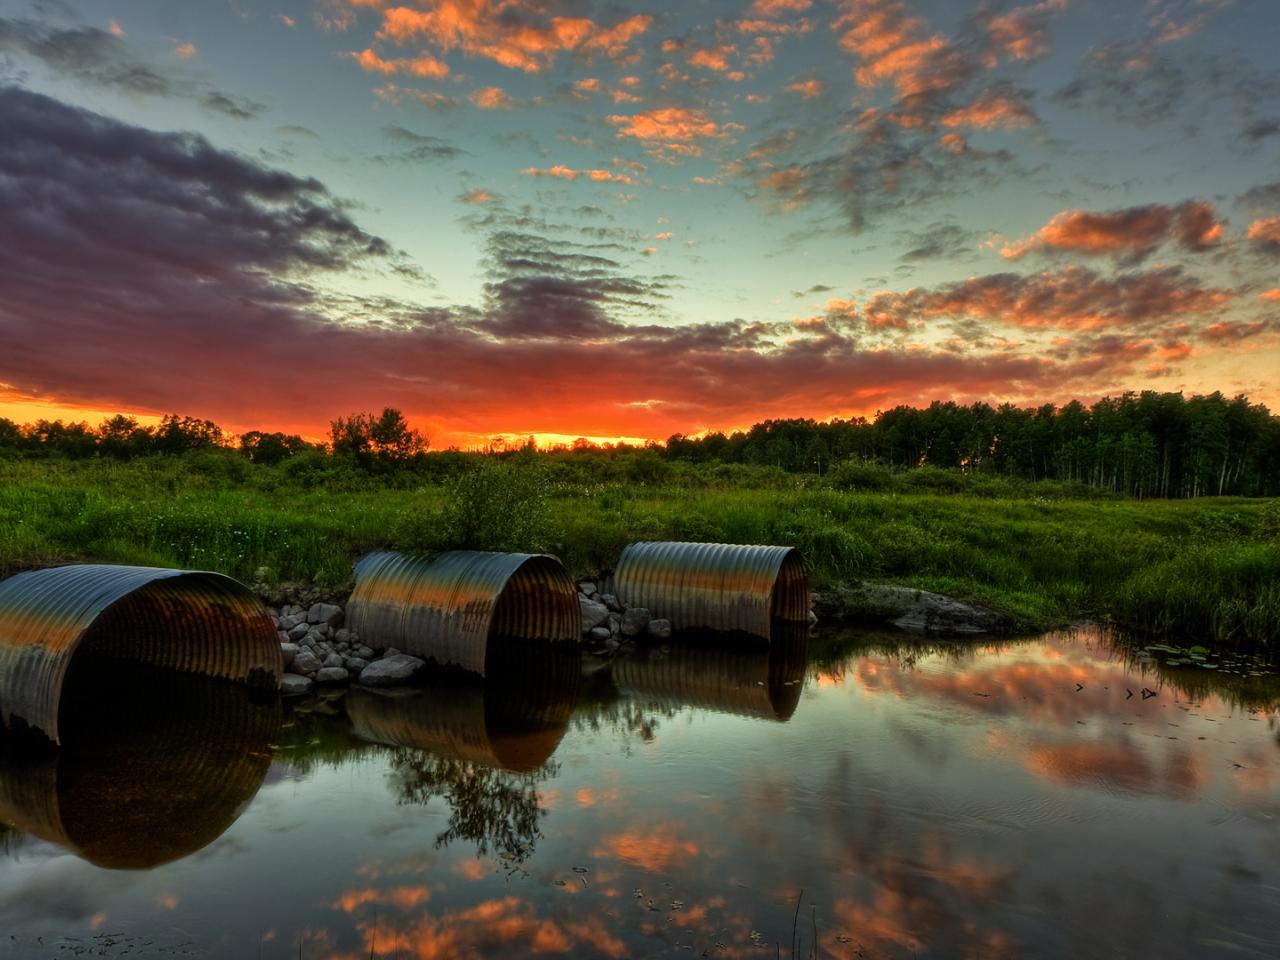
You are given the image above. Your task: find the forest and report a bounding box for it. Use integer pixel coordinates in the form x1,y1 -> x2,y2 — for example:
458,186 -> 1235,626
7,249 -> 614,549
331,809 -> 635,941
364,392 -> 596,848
2,390 -> 1278,498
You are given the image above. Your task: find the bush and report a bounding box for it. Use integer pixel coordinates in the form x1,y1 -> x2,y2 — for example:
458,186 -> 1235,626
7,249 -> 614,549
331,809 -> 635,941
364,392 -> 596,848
436,459 -> 555,553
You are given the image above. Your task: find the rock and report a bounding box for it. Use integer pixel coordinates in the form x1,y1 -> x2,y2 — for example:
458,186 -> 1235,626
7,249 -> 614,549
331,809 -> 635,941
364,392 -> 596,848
308,623 -> 330,640
589,626 -> 612,641
811,581 -> 1013,635
355,645 -> 375,660
280,643 -> 299,668
808,609 -> 819,627
279,614 -> 303,631
360,654 -> 426,687
280,673 -> 313,696
607,613 -> 622,635
345,657 -> 369,674
287,622 -> 310,642
620,607 -> 651,637
277,630 -> 290,643
580,597 -> 611,632
604,637 -> 621,653
646,618 -> 672,639
383,648 -> 401,659
578,582 -> 597,597
315,667 -> 350,684
601,593 -> 622,612
334,628 -> 355,645
292,649 -> 322,676
323,653 -> 344,669
307,602 -> 344,627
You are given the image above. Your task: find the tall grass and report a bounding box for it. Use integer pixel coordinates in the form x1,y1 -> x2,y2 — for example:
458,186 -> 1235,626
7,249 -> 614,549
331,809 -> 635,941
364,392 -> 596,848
1,456 -> 1276,644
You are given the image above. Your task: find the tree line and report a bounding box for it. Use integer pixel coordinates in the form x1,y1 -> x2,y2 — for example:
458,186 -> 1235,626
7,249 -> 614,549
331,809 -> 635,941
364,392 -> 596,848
2,391 -> 1278,497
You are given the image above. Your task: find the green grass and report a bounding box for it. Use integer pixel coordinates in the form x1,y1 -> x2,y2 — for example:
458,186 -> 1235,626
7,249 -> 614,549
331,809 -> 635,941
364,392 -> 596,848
1,455 -> 1277,645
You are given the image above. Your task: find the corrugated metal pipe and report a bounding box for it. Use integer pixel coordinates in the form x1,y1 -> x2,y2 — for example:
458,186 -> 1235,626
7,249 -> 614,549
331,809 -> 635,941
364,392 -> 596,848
346,551 -> 582,676
610,623 -> 808,721
612,541 -> 809,640
0,565 -> 283,745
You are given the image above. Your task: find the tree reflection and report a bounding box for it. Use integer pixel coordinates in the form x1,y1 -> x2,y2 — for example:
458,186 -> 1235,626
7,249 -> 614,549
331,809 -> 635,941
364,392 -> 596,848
388,750 -> 553,863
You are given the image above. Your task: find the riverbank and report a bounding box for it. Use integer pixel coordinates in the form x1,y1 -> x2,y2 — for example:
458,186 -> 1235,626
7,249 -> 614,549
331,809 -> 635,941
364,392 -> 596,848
1,456 -> 1276,645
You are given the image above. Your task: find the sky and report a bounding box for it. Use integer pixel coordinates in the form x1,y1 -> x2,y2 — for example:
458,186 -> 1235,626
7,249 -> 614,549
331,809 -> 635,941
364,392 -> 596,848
0,0 -> 1277,448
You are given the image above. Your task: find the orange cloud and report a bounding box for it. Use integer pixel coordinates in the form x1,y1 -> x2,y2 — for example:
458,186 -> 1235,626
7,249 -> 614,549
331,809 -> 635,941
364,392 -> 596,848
1003,201 -> 1226,260
735,18 -> 812,35
468,85 -> 511,109
523,165 -> 633,184
982,0 -> 1067,62
940,90 -> 1036,130
372,2 -> 652,73
607,107 -> 721,157
751,0 -> 812,13
835,0 -> 952,97
785,78 -> 824,98
1247,216 -> 1280,247
689,45 -> 736,72
174,41 -> 197,58
1260,289 -> 1280,302
461,187 -> 494,203
349,47 -> 450,78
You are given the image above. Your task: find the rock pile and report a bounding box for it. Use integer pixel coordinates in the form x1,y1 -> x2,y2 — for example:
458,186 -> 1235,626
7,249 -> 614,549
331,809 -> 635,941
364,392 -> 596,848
574,577 -> 672,655
269,601 -> 425,697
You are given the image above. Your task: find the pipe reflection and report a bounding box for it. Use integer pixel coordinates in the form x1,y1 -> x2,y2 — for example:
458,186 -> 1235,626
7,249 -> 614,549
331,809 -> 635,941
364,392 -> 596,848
346,637 -> 582,864
0,655 -> 279,869
609,621 -> 809,721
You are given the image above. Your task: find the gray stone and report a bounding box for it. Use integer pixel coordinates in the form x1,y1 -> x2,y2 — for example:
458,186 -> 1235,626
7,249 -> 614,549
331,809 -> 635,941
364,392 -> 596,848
308,623 -> 330,640
292,649 -> 322,676
620,607 -> 651,637
355,645 -> 375,660
315,667 -> 350,684
323,653 -> 344,669
279,614 -> 303,630
578,582 -> 597,597
334,628 -> 355,645
280,642 -> 299,668
383,648 -> 401,659
345,657 -> 369,674
604,637 -> 621,653
601,593 -> 622,612
359,654 -> 427,687
646,618 -> 672,639
307,602 -> 344,627
808,609 -> 819,627
580,597 -> 610,631
280,673 -> 313,696
589,626 -> 612,641
277,630 -> 290,643
287,622 -> 310,642
608,613 -> 621,635
811,581 -> 1012,636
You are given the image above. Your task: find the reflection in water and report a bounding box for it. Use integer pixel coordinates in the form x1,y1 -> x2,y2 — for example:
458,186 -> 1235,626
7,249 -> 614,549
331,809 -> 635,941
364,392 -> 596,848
0,655 -> 278,869
1,625 -> 1277,960
609,621 -> 809,721
348,637 -> 581,863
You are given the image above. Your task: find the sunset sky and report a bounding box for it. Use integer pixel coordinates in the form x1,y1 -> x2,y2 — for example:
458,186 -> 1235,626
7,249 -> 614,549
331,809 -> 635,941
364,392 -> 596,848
1,0 -> 1277,447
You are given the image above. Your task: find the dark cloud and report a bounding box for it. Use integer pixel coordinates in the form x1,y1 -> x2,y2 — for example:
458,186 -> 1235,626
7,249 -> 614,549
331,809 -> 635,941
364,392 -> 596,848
1238,181 -> 1280,213
0,16 -> 261,119
200,92 -> 264,120
898,223 -> 980,263
376,124 -> 465,163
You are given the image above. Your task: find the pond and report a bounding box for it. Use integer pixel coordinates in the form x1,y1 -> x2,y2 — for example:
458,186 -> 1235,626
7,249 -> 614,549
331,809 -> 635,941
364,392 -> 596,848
0,626 -> 1277,959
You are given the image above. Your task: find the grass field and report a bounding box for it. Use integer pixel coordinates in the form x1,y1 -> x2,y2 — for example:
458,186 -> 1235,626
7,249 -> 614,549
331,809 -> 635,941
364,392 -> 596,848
1,454 -> 1277,646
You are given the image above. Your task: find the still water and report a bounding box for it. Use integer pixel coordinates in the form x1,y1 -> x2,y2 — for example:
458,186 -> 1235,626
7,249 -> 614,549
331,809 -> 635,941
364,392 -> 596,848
0,627 -> 1277,959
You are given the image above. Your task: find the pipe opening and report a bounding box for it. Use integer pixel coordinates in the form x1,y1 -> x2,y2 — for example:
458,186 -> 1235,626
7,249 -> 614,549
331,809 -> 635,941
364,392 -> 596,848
770,551 -> 810,623
71,575 -> 281,690
489,557 -> 581,644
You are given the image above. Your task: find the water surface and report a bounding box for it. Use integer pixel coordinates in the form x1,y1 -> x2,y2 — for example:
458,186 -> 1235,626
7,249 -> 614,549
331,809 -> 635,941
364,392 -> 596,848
1,627 -> 1277,959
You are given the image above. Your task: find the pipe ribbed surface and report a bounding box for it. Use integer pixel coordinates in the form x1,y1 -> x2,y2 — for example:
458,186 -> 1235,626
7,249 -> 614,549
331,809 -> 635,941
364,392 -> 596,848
0,564 -> 283,744
613,541 -> 809,640
611,626 -> 808,721
347,551 -> 581,676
